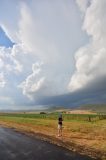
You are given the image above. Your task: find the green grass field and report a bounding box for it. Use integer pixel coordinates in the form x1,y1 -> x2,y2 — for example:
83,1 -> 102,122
0,112 -> 106,121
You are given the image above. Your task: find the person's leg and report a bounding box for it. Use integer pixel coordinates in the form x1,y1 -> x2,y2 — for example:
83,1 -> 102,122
58,129 -> 60,136
60,126 -> 62,136
58,125 -> 61,136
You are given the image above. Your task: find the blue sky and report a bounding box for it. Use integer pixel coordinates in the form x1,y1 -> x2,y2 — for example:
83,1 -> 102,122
0,0 -> 106,110
0,27 -> 14,47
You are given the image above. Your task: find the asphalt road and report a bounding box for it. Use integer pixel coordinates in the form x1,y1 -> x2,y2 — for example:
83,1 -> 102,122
0,127 -> 94,160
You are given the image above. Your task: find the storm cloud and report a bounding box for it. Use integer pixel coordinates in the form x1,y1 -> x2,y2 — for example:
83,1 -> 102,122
0,0 -> 106,109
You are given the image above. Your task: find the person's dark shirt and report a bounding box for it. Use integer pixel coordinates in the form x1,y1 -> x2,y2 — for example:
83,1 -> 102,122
58,117 -> 63,125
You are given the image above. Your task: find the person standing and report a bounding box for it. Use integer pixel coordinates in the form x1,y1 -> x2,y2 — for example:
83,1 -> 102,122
58,113 -> 63,137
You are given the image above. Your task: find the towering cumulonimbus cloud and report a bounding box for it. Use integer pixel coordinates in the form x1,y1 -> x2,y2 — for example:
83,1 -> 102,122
0,0 -> 106,109
69,0 -> 106,93
0,0 -> 84,106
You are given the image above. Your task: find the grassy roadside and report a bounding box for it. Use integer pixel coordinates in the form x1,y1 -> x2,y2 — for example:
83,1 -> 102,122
0,115 -> 106,159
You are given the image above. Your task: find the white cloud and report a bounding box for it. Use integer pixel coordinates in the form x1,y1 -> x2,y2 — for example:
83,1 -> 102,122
0,45 -> 23,74
76,0 -> 91,13
14,0 -> 86,99
18,2 -> 61,63
69,0 -> 106,92
19,62 -> 45,100
0,72 -> 6,88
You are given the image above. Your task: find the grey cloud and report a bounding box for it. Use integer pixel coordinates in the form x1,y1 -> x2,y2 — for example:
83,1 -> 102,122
33,74 -> 106,107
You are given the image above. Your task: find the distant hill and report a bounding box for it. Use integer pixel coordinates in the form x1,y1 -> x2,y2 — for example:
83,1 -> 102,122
78,104 -> 106,113
42,105 -> 106,113
1,104 -> 106,113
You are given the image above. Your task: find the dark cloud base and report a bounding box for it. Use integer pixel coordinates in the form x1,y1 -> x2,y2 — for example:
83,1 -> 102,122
33,75 -> 106,107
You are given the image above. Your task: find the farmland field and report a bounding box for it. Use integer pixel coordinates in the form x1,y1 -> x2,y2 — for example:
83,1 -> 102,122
0,113 -> 106,159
